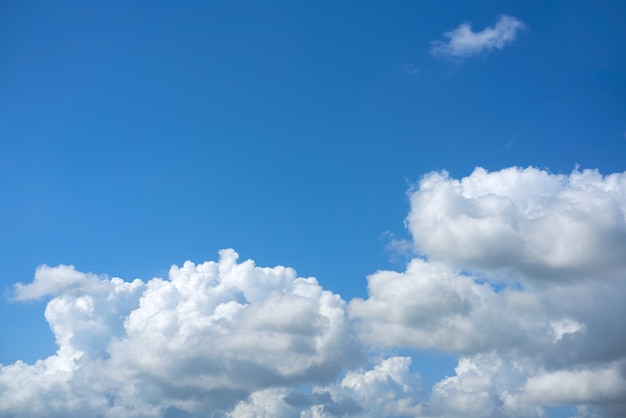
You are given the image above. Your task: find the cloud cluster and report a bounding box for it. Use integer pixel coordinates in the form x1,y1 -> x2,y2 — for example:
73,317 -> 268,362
406,166 -> 626,281
351,166 -> 626,417
431,15 -> 525,59
1,250 -> 360,417
229,356 -> 423,417
2,166 -> 626,417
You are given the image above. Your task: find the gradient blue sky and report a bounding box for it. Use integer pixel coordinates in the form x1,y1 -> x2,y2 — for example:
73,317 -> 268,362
1,2 -> 625,417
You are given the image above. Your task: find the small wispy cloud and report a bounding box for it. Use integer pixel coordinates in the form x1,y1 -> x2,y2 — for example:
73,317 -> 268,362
399,63 -> 421,76
431,15 -> 525,60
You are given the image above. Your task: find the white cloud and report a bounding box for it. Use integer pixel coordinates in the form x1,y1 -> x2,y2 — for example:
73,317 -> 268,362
431,15 -> 525,59
349,256 -> 626,360
350,166 -> 626,417
13,264 -> 110,300
227,388 -> 297,417
338,356 -> 423,417
0,250 -> 361,417
550,318 -> 585,342
230,356 -> 423,417
4,166 -> 626,417
520,365 -> 626,406
417,354 -> 626,417
406,166 -> 626,282
350,259 -> 504,353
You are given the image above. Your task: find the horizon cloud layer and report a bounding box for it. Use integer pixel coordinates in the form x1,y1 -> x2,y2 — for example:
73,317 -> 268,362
2,166 -> 626,417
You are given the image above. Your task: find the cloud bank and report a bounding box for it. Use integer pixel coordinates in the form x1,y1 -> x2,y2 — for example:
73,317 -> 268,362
2,166 -> 626,417
2,250 -> 361,417
431,15 -> 525,59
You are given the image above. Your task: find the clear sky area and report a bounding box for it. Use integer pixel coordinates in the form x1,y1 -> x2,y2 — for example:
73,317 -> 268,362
1,1 -> 625,417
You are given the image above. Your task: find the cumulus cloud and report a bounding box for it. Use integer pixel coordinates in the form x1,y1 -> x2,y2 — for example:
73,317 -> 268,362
407,166 -> 626,281
350,166 -> 626,417
520,364 -> 626,406
229,356 -> 423,417
431,15 -> 525,59
0,250 -> 361,417
3,166 -> 626,417
350,257 -> 626,357
13,264 -> 110,300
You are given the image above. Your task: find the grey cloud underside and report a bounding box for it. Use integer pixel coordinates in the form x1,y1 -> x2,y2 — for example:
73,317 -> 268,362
2,166 -> 626,417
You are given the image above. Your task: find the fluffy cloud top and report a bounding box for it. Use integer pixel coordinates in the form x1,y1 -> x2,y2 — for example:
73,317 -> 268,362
1,250 -> 360,417
406,167 -> 626,281
13,264 -> 110,300
350,166 -> 626,417
3,166 -> 626,417
431,15 -> 525,59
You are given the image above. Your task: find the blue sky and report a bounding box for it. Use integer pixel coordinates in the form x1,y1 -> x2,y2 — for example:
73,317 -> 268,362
1,2 -> 625,417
